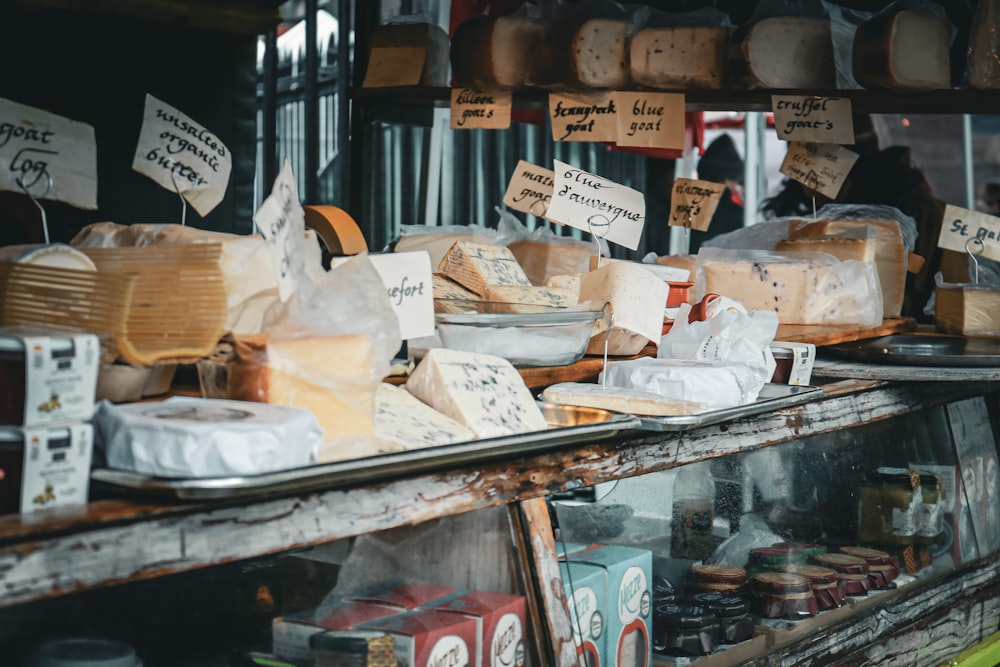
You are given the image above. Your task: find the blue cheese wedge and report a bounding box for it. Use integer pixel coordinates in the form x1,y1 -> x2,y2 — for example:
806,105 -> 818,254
437,241 -> 531,296
375,383 -> 475,449
405,348 -> 548,438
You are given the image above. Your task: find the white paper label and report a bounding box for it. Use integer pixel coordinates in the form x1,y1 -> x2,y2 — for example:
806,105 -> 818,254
132,93 -> 232,217
450,88 -> 512,129
253,159 -> 305,302
503,160 -> 554,218
772,96 -> 854,145
939,204 -> 1000,262
21,333 -> 99,427
546,160 -> 645,251
367,252 -> 434,340
20,423 -> 93,513
779,142 -> 859,200
0,97 -> 97,210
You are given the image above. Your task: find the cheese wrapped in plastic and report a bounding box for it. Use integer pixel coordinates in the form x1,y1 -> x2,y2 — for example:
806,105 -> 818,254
600,357 -> 760,411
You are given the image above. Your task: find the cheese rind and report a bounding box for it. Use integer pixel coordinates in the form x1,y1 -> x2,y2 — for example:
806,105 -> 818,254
375,382 -> 475,449
451,15 -> 545,90
405,348 -> 548,438
542,382 -> 705,416
853,10 -> 951,90
735,17 -> 835,88
437,241 -> 532,296
482,285 -> 576,312
630,26 -> 729,89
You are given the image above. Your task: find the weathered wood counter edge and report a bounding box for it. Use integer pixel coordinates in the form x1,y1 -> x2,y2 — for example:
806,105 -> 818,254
0,378 -> 996,609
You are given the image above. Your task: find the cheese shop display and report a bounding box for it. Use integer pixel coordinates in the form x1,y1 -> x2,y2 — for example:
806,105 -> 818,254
600,358 -> 761,411
404,348 -> 548,438
852,8 -> 952,90
697,248 -> 883,326
93,396 -> 322,478
373,382 -> 475,451
527,12 -> 631,90
504,238 -> 592,287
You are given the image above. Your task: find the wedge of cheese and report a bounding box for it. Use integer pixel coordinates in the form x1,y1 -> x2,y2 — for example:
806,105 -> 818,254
366,22 -> 450,87
734,17 -> 835,89
227,333 -> 379,450
934,285 -> 1000,336
450,15 -> 545,91
507,239 -> 592,286
853,10 -> 951,90
405,348 -> 548,438
579,261 -> 669,355
482,285 -> 576,312
699,250 -> 882,326
375,383 -> 475,450
437,241 -> 531,296
546,273 -> 582,297
630,26 -> 730,89
433,273 -> 480,313
788,219 -> 907,318
775,233 -> 876,264
542,382 -> 705,417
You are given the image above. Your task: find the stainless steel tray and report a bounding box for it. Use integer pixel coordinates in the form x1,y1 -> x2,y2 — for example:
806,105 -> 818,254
823,334 -> 1000,367
636,383 -> 824,432
90,403 -> 642,501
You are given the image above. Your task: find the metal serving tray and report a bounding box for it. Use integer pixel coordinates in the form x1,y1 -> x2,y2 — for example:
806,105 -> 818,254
823,334 -> 1000,367
636,383 -> 824,432
90,403 -> 641,501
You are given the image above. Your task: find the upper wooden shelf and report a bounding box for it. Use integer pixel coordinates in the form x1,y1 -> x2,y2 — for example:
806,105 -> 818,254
352,86 -> 1000,116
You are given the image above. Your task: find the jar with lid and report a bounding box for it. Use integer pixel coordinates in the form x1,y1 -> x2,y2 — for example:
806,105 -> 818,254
839,546 -> 899,589
750,572 -> 818,619
812,552 -> 871,596
746,547 -> 797,578
779,564 -> 844,610
687,592 -> 755,644
653,604 -> 716,657
857,467 -> 921,545
688,564 -> 747,596
915,471 -> 945,545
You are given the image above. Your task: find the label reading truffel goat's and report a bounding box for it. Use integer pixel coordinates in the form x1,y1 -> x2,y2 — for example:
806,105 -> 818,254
491,612 -> 524,667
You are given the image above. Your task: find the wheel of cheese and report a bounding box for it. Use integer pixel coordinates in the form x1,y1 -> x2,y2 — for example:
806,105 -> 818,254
853,10 -> 951,90
450,15 -> 544,91
303,205 -> 368,256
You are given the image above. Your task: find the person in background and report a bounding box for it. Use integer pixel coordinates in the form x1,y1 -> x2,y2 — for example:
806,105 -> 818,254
689,133 -> 745,254
979,182 -> 1000,215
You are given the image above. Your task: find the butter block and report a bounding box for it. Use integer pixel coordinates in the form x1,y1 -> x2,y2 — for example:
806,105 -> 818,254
405,348 -> 548,438
375,383 -> 475,450
437,241 -> 531,296
853,9 -> 951,90
630,26 -> 730,89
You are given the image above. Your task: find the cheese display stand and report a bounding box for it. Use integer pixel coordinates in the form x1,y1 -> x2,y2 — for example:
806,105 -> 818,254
2,2 -> 1000,667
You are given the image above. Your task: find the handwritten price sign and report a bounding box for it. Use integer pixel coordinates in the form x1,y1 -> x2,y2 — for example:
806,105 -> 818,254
779,142 -> 859,200
545,160 -> 645,250
939,204 -> 1000,262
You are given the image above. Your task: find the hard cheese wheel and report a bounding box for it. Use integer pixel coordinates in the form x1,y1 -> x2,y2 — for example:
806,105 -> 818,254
304,205 -> 368,256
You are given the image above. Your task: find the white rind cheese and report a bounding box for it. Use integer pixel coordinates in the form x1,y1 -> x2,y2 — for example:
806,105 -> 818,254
572,19 -> 630,89
405,348 -> 548,438
542,382 -> 705,416
438,241 -> 531,296
630,26 -> 730,89
375,383 -> 475,449
853,10 -> 951,90
737,17 -> 835,88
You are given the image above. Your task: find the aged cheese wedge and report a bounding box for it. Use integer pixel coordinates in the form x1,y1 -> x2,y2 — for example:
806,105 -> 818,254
482,285 -> 576,312
375,383 -> 475,449
405,348 -> 548,438
433,273 -> 480,313
934,285 -> 1000,336
853,10 -> 951,90
227,333 -> 379,450
775,233 -> 876,263
437,241 -> 531,296
572,18 -> 630,89
546,273 -> 582,297
579,261 -> 669,355
788,219 -> 907,318
451,15 -> 545,90
366,22 -> 450,87
735,17 -> 835,88
542,382 -> 705,416
630,26 -> 730,89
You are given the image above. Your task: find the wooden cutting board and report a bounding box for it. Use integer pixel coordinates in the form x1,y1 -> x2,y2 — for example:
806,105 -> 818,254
774,317 -> 917,346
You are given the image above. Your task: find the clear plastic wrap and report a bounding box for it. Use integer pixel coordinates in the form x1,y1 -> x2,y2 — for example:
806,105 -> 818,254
389,223 -> 499,268
493,207 -> 596,285
599,357 -> 761,411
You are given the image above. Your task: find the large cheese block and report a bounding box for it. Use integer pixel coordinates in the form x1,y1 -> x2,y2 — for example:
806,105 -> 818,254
482,285 -> 576,312
775,234 -> 876,264
437,241 -> 531,296
734,17 -> 835,88
507,239 -> 592,286
788,219 -> 906,318
375,383 -> 475,450
405,348 -> 548,438
698,249 -> 882,325
542,382 -> 705,416
853,10 -> 951,90
450,15 -> 544,90
528,18 -> 629,89
934,285 -> 1000,337
366,22 -> 449,87
630,26 -> 730,89
226,333 -> 379,453
579,261 -> 669,355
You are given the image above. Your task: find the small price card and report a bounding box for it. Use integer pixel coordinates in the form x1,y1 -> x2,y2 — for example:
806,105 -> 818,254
779,142 -> 859,200
253,159 -> 305,302
450,88 -> 511,129
133,93 -> 232,217
612,91 -> 685,149
939,204 -> 1000,262
549,92 -> 619,142
368,251 -> 435,340
0,97 -> 97,210
669,178 -> 726,231
545,159 -> 645,250
772,96 -> 854,145
503,159 -> 554,217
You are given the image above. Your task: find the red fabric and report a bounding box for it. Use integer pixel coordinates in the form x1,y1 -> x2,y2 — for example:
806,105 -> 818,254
605,112 -> 706,160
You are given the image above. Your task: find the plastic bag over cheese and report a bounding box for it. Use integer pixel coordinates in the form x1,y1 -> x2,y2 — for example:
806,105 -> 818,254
696,247 -> 883,326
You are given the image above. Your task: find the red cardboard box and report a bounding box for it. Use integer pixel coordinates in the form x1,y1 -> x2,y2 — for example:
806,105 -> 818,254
429,590 -> 528,667
359,607 -> 479,667
353,583 -> 458,610
272,600 -> 403,663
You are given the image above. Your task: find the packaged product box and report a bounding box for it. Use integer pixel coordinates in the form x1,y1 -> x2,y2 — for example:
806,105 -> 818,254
311,630 -> 398,667
272,599 -> 404,664
0,327 -> 99,428
0,423 -> 93,514
569,545 -> 653,667
352,583 -> 457,610
426,590 -> 528,667
357,607 -> 479,667
560,560 -> 606,667
769,342 -> 816,386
